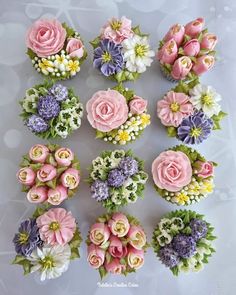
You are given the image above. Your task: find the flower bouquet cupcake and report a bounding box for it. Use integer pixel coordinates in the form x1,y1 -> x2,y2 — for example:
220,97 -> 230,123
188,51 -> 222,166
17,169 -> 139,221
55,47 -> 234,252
86,84 -> 151,145
90,16 -> 154,82
152,210 -> 216,275
26,19 -> 87,80
88,150 -> 148,211
152,145 -> 216,205
157,17 -> 217,81
157,79 -> 226,144
86,212 -> 148,279
20,80 -> 83,139
17,144 -> 80,205
12,207 -> 82,281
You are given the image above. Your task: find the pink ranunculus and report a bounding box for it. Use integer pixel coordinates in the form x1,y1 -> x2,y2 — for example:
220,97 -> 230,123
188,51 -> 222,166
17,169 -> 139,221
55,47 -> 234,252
108,235 -> 128,258
36,208 -> 76,246
108,212 -> 130,238
55,147 -> 74,167
157,39 -> 178,65
192,55 -> 215,75
29,144 -> 49,163
26,186 -> 48,203
100,16 -> 133,44
152,150 -> 192,192
129,96 -> 148,115
87,244 -> 105,269
201,33 -> 218,51
61,168 -> 80,190
86,90 -> 129,132
164,24 -> 185,46
66,38 -> 84,58
127,247 -> 144,270
17,167 -> 36,186
183,39 -> 200,56
47,185 -> 68,206
171,56 -> 192,80
26,19 -> 66,57
185,17 -> 205,38
37,164 -> 57,182
127,226 -> 146,250
89,223 -> 110,246
195,161 -> 214,179
104,258 -> 126,274
157,91 -> 193,127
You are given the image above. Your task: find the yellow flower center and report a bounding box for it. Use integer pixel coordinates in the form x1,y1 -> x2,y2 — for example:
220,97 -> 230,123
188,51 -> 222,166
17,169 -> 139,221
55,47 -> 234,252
40,256 -> 54,270
66,175 -> 76,186
204,57 -> 213,66
166,41 -> 175,54
170,102 -> 180,112
135,44 -> 148,57
202,181 -> 213,193
172,24 -> 181,34
201,94 -> 213,106
115,222 -> 126,234
20,171 -> 27,181
59,150 -> 70,159
102,51 -> 112,63
18,232 -> 29,245
190,127 -> 202,138
110,20 -> 122,30
49,221 -> 60,231
32,147 -> 43,157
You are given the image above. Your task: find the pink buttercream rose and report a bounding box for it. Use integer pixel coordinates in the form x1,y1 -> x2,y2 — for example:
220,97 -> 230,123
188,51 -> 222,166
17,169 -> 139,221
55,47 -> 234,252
127,247 -> 144,270
108,212 -> 130,237
86,90 -> 129,132
89,223 -> 110,246
127,226 -> 146,250
55,147 -> 74,166
195,161 -> 214,178
185,17 -> 205,38
192,55 -> 215,75
157,39 -> 178,65
17,167 -> 36,186
47,185 -> 68,205
157,91 -> 193,127
129,96 -> 147,115
26,19 -> 66,57
37,164 -> 57,182
29,144 -> 49,163
108,235 -> 127,258
66,38 -> 84,58
201,33 -> 218,51
152,150 -> 192,192
104,258 -> 126,274
183,39 -> 200,56
171,56 -> 192,80
27,186 -> 48,203
164,24 -> 185,46
87,244 -> 105,269
61,168 -> 80,190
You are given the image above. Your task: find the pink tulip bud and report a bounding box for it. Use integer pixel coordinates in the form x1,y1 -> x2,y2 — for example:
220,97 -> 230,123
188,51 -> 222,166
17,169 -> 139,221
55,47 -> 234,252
87,244 -> 105,269
27,186 -> 48,203
183,39 -> 200,56
29,144 -> 49,163
61,168 -> 80,190
108,212 -> 130,237
47,185 -> 68,205
104,258 -> 126,274
127,247 -> 144,270
55,147 -> 74,167
37,164 -> 57,182
164,23 -> 185,46
157,39 -> 178,65
192,55 -> 215,75
201,33 -> 218,51
89,223 -> 110,246
171,56 -> 192,80
17,167 -> 36,186
185,17 -> 205,38
128,226 -> 147,250
108,235 -> 128,258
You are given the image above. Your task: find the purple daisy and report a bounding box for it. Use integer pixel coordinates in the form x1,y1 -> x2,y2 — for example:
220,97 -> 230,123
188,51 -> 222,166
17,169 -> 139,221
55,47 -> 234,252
159,245 -> 180,268
91,180 -> 109,201
118,156 -> 139,177
37,95 -> 60,120
49,84 -> 68,102
172,234 -> 196,258
190,218 -> 208,241
26,114 -> 48,133
107,168 -> 126,187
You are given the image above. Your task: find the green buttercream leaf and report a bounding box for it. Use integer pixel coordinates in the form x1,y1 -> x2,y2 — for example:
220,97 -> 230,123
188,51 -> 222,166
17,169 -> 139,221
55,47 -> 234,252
167,126 -> 177,137
26,48 -> 36,59
99,266 -> 107,280
90,36 -> 101,49
211,111 -> 227,130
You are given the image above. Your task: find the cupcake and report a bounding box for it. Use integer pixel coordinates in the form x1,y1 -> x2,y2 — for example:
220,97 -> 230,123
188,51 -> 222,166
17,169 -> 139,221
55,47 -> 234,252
12,207 -> 82,281
157,18 -> 217,81
26,19 -> 87,80
86,212 -> 148,279
152,145 -> 216,205
152,210 -> 216,275
90,16 -> 154,82
88,149 -> 148,211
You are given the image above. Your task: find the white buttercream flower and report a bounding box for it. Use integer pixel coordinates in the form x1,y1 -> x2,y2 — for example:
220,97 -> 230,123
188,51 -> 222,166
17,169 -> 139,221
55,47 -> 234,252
54,54 -> 69,72
55,122 -> 69,138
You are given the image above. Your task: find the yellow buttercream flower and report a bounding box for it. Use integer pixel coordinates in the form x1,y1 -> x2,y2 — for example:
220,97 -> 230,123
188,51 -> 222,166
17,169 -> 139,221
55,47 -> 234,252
115,130 -> 131,145
39,58 -> 54,75
188,181 -> 201,195
174,193 -> 189,205
67,60 -> 80,76
201,180 -> 214,194
54,54 -> 68,71
140,113 -> 151,127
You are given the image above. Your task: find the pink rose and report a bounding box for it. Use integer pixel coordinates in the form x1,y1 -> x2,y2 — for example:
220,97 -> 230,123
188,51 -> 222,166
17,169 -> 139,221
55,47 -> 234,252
192,55 -> 215,75
87,244 -> 105,269
26,19 -> 66,57
127,226 -> 146,250
152,150 -> 192,192
157,39 -> 178,65
201,33 -> 218,51
108,235 -> 127,258
29,144 -> 49,163
127,247 -> 144,270
89,223 -> 110,246
61,168 -> 80,190
129,96 -> 147,115
66,38 -> 84,58
108,212 -> 130,237
55,147 -> 74,166
171,56 -> 192,80
17,167 -> 36,186
183,39 -> 200,56
86,90 -> 129,132
164,24 -> 185,46
104,258 -> 126,274
47,185 -> 68,205
26,186 -> 48,203
185,17 -> 205,38
37,164 -> 57,182
195,161 -> 214,178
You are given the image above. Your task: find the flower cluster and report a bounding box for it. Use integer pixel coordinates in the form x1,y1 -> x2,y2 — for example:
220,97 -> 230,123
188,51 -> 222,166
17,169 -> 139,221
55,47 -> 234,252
86,84 -> 151,145
26,19 -> 87,80
152,210 -> 216,275
20,80 -> 83,139
86,213 -> 148,279
90,16 -> 154,82
152,145 -> 216,205
157,79 -> 226,144
88,150 -> 148,211
12,207 -> 82,281
17,144 -> 80,205
157,17 -> 217,81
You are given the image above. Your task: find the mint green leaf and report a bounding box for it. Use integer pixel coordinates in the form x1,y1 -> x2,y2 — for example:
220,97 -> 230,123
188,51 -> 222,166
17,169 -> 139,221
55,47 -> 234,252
96,130 -> 105,139
46,178 -> 57,189
167,126 -> 177,137
211,111 -> 227,130
90,36 -> 101,49
26,48 -> 36,59
99,266 -> 107,280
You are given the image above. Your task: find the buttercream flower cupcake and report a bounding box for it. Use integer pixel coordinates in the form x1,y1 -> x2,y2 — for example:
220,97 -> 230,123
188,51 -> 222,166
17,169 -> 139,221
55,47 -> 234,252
12,207 -> 82,281
86,212 -> 148,279
152,145 -> 216,205
157,17 -> 217,82
20,80 -> 83,139
152,210 -> 216,275
88,150 -> 148,211
17,144 -> 80,205
157,79 -> 226,144
86,84 -> 151,145
90,16 -> 154,82
26,19 -> 87,80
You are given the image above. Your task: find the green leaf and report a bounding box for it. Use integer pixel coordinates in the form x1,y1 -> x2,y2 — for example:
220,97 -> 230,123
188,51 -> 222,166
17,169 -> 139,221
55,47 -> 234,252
26,48 -> 36,59
90,36 -> 101,49
56,166 -> 68,176
46,178 -> 57,189
132,25 -> 149,37
99,266 -> 108,280
167,126 -> 177,137
211,111 -> 227,130
70,247 -> 80,260
170,266 -> 179,276
62,22 -> 75,37
12,255 -> 26,264
96,130 -> 105,139
21,185 -> 29,193
30,163 -> 43,171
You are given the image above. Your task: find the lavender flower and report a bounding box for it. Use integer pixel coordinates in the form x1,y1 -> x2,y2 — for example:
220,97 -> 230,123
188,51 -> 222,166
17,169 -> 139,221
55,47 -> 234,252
177,111 -> 213,144
37,95 -> 60,120
107,168 -> 126,187
49,84 -> 68,102
172,234 -> 196,258
13,219 -> 42,257
93,39 -> 124,76
190,218 -> 208,241
26,115 -> 48,133
91,180 -> 109,201
159,245 -> 180,268
119,156 -> 139,177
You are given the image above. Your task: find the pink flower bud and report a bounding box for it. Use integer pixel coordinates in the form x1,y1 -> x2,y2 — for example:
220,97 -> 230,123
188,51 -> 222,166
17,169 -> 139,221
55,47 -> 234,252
108,212 -> 130,237
27,186 -> 48,203
104,258 -> 126,274
55,148 -> 74,167
157,39 -> 178,65
185,17 -> 205,38
192,55 -> 215,75
37,164 -> 57,182
29,144 -> 49,163
89,223 -> 110,246
127,226 -> 147,250
195,161 -> 214,178
66,38 -> 84,58
201,33 -> 218,51
87,244 -> 105,269
47,185 -> 68,205
129,96 -> 147,115
17,167 -> 36,186
127,247 -> 144,270
171,56 -> 192,80
183,39 -> 200,56
164,23 -> 185,46
61,168 -> 80,190
108,235 -> 128,258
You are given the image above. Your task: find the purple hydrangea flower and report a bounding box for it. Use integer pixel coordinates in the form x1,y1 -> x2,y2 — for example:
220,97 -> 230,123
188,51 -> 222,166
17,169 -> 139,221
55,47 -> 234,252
49,84 -> 68,102
26,115 -> 49,133
93,39 -> 124,76
119,156 -> 139,177
91,180 -> 109,201
37,95 -> 60,120
172,234 -> 196,258
159,245 -> 180,268
177,111 -> 213,144
107,168 -> 126,187
13,219 -> 42,257
190,218 -> 208,241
